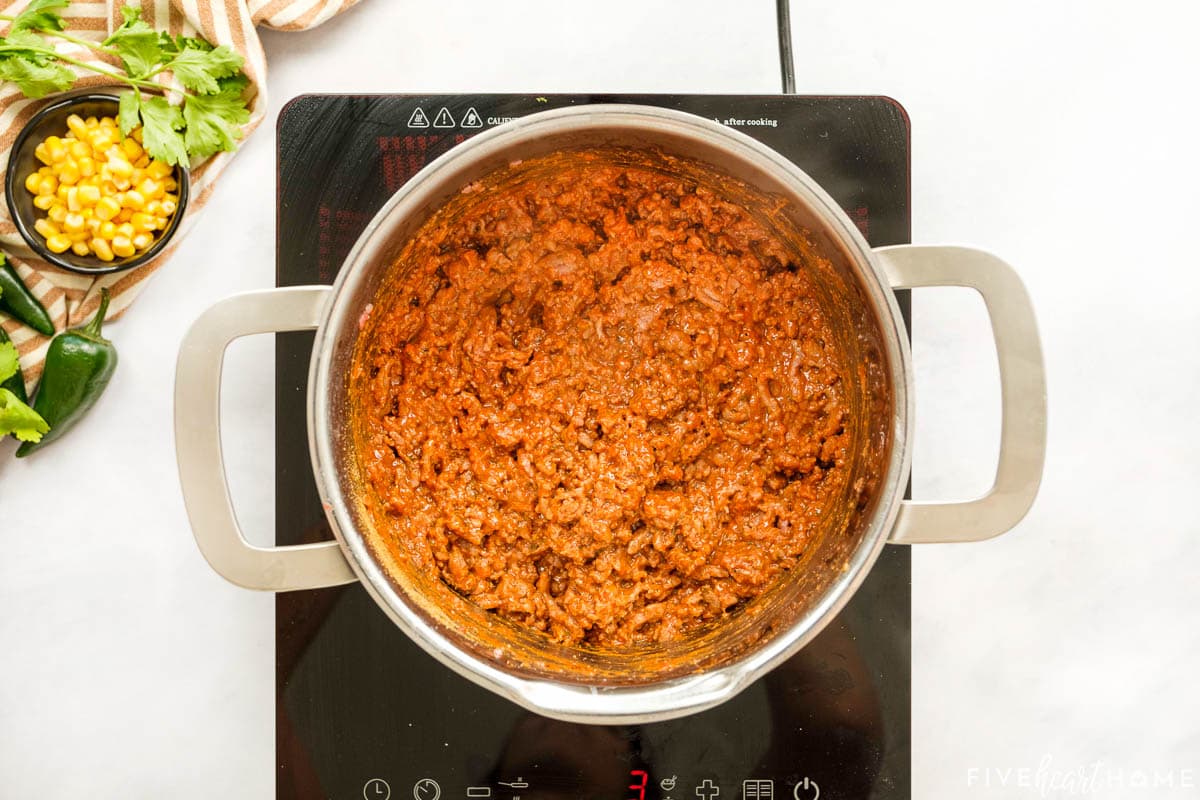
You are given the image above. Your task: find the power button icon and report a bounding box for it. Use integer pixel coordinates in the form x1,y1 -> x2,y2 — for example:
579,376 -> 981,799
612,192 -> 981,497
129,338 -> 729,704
792,778 -> 819,800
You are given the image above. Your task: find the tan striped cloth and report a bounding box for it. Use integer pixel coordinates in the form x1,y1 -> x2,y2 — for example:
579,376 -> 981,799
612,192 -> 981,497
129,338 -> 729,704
0,0 -> 360,391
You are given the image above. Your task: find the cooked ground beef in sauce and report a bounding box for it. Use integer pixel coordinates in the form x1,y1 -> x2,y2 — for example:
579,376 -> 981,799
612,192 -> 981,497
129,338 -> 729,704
353,159 -> 851,647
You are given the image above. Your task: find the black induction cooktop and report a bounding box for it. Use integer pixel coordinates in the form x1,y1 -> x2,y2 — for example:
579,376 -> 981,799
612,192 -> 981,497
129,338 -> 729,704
274,94 -> 911,800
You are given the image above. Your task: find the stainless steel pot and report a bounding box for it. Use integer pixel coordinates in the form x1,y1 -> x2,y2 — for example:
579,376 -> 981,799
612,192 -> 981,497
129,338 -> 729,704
175,105 -> 1046,724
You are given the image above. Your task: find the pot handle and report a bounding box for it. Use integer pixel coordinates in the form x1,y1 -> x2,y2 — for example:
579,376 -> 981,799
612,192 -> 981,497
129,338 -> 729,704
875,245 -> 1047,544
175,286 -> 357,590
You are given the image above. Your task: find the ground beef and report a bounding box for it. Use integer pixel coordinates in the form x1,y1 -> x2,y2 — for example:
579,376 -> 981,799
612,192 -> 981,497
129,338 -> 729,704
351,158 -> 851,647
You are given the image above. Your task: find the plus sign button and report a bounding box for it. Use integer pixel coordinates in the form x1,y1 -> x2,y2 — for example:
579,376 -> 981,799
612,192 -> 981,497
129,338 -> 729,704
695,779 -> 720,800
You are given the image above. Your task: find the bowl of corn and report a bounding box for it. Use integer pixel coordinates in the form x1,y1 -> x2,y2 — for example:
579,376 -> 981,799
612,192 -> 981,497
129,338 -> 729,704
5,93 -> 189,275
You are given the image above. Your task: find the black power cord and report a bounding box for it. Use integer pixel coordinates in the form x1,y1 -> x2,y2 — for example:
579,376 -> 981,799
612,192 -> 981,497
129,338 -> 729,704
776,0 -> 796,94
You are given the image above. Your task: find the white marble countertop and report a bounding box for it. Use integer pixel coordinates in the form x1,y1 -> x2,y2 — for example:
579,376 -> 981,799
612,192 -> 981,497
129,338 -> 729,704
2,1 -> 1198,797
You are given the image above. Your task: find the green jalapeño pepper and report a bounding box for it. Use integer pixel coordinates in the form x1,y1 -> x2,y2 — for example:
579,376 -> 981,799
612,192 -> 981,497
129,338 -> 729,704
0,326 -> 28,404
0,256 -> 55,336
16,288 -> 117,457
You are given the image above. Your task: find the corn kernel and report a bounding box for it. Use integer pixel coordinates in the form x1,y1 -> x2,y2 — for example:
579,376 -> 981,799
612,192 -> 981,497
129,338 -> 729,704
131,127 -> 143,143
33,194 -> 55,210
34,142 -> 51,165
138,178 -> 163,200
90,237 -> 114,261
123,190 -> 146,211
163,193 -> 178,206
55,184 -> 71,202
47,205 -> 67,224
115,210 -> 133,225
111,236 -> 135,258
99,221 -> 117,239
44,136 -> 67,162
100,116 -> 116,129
95,196 -> 121,220
24,172 -> 41,193
66,114 -> 88,138
131,232 -> 153,250
69,140 -> 90,159
85,116 -> 98,128
71,240 -> 91,257
134,155 -> 150,169
62,213 -> 86,233
108,156 -> 133,178
130,212 -> 155,232
78,157 -> 96,177
120,138 -> 142,160
113,176 -> 131,191
66,188 -> 81,212
146,161 -> 172,179
34,218 -> 60,238
45,234 -> 72,254
154,215 -> 168,230
58,163 -> 80,185
87,217 -> 102,234
116,222 -> 135,239
37,176 -> 58,196
77,184 -> 101,206
68,230 -> 90,243
164,178 -> 178,192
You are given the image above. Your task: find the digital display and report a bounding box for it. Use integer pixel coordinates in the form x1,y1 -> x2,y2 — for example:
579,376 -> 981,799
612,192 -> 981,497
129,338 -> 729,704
629,771 -> 649,800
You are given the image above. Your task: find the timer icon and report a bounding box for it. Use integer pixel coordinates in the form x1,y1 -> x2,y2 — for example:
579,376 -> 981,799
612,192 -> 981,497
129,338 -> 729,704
412,778 -> 441,800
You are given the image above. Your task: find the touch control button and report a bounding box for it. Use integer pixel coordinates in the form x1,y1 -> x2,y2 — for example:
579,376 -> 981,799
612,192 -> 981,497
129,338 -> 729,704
792,778 -> 819,800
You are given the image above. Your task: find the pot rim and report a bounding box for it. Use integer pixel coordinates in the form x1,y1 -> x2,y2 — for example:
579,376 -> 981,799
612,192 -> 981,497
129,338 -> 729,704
307,104 -> 914,724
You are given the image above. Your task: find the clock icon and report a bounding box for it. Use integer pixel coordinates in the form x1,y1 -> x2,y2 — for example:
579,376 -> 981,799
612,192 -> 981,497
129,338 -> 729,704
363,778 -> 391,800
412,778 -> 441,800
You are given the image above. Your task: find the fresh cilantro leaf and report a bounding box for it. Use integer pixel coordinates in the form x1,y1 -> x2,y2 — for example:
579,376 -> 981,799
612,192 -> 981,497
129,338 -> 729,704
117,89 -> 140,136
0,4 -> 251,163
0,341 -> 18,384
182,76 -> 249,159
0,30 -> 75,97
159,31 -> 212,57
0,387 -> 49,443
9,0 -> 69,33
103,6 -> 163,79
1,28 -> 51,51
139,94 -> 188,166
0,343 -> 48,442
169,44 -> 243,95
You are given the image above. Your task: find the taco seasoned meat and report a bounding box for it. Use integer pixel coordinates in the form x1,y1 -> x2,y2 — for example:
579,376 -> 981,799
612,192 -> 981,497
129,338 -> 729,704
352,159 -> 851,647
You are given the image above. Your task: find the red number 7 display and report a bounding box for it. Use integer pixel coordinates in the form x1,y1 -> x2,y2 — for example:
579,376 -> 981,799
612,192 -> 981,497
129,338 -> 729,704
629,770 -> 650,800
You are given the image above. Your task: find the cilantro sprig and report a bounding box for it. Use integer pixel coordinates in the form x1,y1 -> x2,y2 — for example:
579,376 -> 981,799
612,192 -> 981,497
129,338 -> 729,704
0,329 -> 50,444
0,1 -> 251,166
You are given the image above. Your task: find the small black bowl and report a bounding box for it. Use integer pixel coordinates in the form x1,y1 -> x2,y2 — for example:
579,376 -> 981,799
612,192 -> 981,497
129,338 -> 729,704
5,92 -> 190,275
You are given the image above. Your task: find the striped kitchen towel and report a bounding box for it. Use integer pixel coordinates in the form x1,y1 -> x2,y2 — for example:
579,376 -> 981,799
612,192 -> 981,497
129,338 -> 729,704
0,0 -> 362,390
